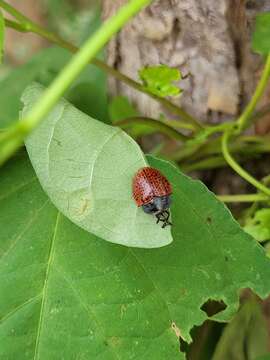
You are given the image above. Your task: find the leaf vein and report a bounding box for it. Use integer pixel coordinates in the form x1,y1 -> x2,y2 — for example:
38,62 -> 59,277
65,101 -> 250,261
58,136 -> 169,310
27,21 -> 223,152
0,199 -> 49,262
33,211 -> 61,360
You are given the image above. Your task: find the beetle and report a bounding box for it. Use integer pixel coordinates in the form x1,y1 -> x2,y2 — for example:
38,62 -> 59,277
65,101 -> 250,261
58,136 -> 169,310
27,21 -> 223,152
132,167 -> 172,228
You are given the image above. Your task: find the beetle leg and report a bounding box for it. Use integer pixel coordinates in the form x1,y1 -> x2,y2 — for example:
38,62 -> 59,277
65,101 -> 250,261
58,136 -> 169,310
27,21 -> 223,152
162,211 -> 172,228
156,211 -> 172,228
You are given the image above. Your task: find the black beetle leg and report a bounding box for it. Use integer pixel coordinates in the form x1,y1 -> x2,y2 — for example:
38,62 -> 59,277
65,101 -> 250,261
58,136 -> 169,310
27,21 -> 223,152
163,211 -> 172,228
156,212 -> 161,224
156,210 -> 172,228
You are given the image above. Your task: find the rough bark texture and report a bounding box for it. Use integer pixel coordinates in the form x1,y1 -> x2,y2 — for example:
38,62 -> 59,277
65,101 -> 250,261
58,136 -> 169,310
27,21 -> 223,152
102,0 -> 270,125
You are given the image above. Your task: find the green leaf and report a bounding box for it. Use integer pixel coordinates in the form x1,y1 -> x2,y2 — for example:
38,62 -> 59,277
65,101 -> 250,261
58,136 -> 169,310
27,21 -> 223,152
109,96 -> 154,137
212,299 -> 269,360
244,208 -> 270,242
1,154 -> 270,359
256,355 -> 270,360
0,46 -> 108,128
252,12 -> 270,55
0,10 -> 4,64
139,65 -> 182,98
22,83 -> 172,248
109,96 -> 139,123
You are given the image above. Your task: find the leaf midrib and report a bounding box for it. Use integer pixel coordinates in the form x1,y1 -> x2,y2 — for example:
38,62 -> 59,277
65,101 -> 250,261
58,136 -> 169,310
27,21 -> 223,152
33,211 -> 60,360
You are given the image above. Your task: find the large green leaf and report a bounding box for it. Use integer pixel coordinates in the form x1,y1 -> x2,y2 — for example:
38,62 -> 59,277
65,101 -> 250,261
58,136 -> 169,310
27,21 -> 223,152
0,10 -> 4,64
1,154 -> 270,359
0,46 -> 108,128
22,83 -> 172,248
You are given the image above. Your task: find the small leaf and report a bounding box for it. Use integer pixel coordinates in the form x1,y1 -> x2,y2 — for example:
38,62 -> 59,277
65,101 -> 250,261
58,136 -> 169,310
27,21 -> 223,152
139,65 -> 182,98
244,208 -> 270,242
1,155 -> 270,359
22,83 -> 172,248
252,12 -> 270,55
0,10 -> 4,64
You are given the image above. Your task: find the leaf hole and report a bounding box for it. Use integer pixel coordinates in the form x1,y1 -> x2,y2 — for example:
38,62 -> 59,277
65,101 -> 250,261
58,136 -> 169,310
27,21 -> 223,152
200,299 -> 227,317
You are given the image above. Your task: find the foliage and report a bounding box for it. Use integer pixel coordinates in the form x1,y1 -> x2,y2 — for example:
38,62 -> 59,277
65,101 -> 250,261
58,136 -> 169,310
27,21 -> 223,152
22,83 -> 172,248
0,1 -> 270,359
252,12 -> 270,55
244,208 -> 270,243
139,64 -> 182,98
212,299 -> 269,360
1,154 -> 270,359
109,96 -> 139,123
109,96 -> 154,136
0,47 -> 108,128
0,9 -> 4,63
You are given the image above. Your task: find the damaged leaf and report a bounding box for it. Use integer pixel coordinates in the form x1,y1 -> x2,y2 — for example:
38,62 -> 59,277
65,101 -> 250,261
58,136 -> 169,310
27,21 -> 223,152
1,154 -> 270,359
139,64 -> 182,98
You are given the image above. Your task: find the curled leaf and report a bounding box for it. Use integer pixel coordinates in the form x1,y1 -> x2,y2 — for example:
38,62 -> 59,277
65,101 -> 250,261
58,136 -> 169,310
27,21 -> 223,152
22,83 -> 172,248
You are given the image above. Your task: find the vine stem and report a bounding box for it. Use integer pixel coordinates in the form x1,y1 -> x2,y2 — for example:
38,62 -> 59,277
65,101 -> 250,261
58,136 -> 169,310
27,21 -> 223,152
116,117 -> 188,141
237,54 -> 270,132
1,4 -> 202,130
217,193 -> 269,203
0,0 -> 153,164
220,52 -> 270,195
222,130 -> 270,196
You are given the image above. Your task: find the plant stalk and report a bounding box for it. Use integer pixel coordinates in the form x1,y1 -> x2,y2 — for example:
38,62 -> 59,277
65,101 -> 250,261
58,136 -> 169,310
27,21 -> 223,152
0,0 -> 154,164
116,117 -> 188,141
217,193 -> 270,203
222,130 -> 270,196
2,8 -> 202,130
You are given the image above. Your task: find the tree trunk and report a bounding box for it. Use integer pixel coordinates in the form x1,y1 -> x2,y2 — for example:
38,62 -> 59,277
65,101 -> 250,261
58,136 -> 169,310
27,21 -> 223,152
102,0 -> 270,128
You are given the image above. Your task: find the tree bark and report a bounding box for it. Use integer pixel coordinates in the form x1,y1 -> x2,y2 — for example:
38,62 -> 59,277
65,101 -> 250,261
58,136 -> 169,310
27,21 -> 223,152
102,0 -> 270,125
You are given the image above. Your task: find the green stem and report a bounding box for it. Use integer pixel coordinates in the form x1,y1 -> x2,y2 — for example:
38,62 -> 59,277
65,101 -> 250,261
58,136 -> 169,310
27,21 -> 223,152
221,130 -> 270,196
2,10 -> 202,130
217,193 -> 270,203
181,156 -> 227,172
0,0 -> 153,164
116,117 -> 188,141
190,135 -> 270,160
237,54 -> 270,132
4,18 -> 27,32
0,0 -> 30,24
161,119 -> 195,131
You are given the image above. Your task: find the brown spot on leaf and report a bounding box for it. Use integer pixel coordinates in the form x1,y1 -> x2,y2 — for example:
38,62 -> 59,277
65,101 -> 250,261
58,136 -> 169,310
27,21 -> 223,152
107,336 -> 121,347
171,322 -> 181,338
180,288 -> 188,296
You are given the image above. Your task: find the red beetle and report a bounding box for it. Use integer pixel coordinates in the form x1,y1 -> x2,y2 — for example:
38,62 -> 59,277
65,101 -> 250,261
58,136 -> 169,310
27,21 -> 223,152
132,167 -> 172,228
